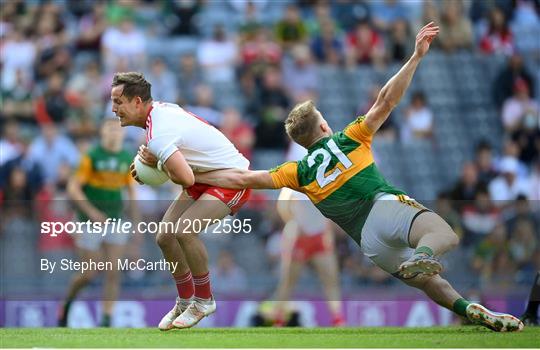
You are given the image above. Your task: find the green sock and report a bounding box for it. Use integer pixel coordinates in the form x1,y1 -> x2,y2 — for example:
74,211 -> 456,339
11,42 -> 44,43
100,314 -> 111,327
452,298 -> 470,317
414,246 -> 434,257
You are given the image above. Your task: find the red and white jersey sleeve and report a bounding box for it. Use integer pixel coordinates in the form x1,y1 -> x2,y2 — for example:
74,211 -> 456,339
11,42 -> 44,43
146,102 -> 249,172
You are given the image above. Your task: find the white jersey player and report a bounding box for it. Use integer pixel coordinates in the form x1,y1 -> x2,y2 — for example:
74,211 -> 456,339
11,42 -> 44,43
111,72 -> 251,330
145,101 -> 249,173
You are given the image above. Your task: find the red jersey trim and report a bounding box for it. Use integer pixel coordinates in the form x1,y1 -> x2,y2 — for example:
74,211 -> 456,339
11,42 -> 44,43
145,104 -> 154,143
187,110 -> 210,125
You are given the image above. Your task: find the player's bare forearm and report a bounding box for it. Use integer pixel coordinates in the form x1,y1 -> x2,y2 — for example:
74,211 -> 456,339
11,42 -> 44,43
163,151 -> 195,187
67,177 -> 107,222
194,169 -> 249,189
365,22 -> 439,132
381,54 -> 421,109
195,169 -> 275,189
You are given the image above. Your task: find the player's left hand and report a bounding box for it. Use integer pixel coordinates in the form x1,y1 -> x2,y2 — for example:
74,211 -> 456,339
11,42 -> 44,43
138,144 -> 158,167
414,22 -> 439,58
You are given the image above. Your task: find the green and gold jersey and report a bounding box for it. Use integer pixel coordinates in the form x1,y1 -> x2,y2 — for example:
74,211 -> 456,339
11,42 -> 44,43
75,145 -> 135,220
270,116 -> 406,244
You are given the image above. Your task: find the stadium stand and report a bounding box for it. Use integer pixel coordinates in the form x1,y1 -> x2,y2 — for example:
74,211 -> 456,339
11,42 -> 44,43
0,0 -> 539,301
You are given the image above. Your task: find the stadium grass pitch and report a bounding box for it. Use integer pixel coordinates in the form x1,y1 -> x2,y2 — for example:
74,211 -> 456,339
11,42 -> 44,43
1,327 -> 539,348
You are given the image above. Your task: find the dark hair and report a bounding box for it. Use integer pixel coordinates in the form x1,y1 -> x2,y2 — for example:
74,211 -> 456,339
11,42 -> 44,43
476,140 -> 492,153
411,91 -> 426,104
112,72 -> 152,102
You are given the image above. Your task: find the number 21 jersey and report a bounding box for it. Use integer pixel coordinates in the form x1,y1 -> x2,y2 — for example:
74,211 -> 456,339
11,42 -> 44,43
269,116 -> 406,244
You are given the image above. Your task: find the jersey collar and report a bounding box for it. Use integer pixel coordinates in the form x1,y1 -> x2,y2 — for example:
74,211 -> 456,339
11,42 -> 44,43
145,102 -> 154,126
307,136 -> 330,152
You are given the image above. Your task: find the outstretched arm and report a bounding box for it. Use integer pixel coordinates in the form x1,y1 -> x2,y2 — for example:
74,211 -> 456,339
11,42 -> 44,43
364,22 -> 439,133
195,168 -> 276,189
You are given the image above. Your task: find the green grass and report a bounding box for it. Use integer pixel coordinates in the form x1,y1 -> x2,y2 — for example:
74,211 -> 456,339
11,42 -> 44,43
1,327 -> 539,348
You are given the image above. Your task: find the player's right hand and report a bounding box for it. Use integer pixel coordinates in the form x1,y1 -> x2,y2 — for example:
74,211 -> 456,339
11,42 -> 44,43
88,208 -> 108,223
138,145 -> 158,167
130,162 -> 144,185
414,22 -> 439,58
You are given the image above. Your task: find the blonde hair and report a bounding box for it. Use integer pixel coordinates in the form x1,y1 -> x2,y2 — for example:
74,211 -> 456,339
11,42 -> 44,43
284,100 -> 320,147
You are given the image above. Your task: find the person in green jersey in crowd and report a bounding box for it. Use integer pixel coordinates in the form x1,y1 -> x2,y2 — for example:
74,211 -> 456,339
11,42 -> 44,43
58,118 -> 139,327
192,23 -> 523,332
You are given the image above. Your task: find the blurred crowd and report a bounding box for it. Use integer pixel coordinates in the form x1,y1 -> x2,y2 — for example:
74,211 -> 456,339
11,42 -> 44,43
0,0 -> 539,295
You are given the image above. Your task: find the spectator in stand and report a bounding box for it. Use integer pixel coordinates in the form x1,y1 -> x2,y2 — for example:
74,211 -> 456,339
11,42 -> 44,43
305,1 -> 334,36
26,124 -> 79,185
282,44 -> 319,102
435,192 -> 464,240
177,54 -> 202,105
0,0 -> 19,36
401,91 -> 434,143
450,162 -> 485,202
387,19 -> 414,63
469,0 -> 514,26
0,121 -> 23,167
1,69 -> 34,123
501,78 -> 539,133
66,61 -> 103,123
471,223 -> 508,282
504,194 -> 539,233
35,162 -> 75,277
0,133 -> 44,204
415,0 -> 440,34
480,7 -> 514,56
101,17 -> 147,72
104,0 -> 136,24
310,18 -> 345,65
35,73 -> 72,125
509,219 -> 537,268
331,0 -> 370,32
488,156 -> 530,203
346,19 -> 385,67
252,66 -> 290,150
35,45 -> 72,83
145,57 -> 178,103
370,0 -> 408,33
511,105 -> 540,165
0,166 -> 34,202
75,2 -> 106,52
511,0 -> 540,28
437,0 -> 473,53
197,25 -> 238,83
34,3 -> 69,52
0,131 -> 43,200
220,107 -> 255,161
240,27 -> 282,73
34,4 -> 73,81
500,139 -> 530,178
237,0 -> 264,37
228,0 -> 268,15
462,186 -> 500,246
359,84 -> 397,140
275,4 -> 308,49
489,249 -> 518,290
474,141 -> 498,184
187,84 -> 223,127
166,0 -> 201,36
1,27 -> 36,92
493,54 -> 535,108
211,250 -> 248,294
